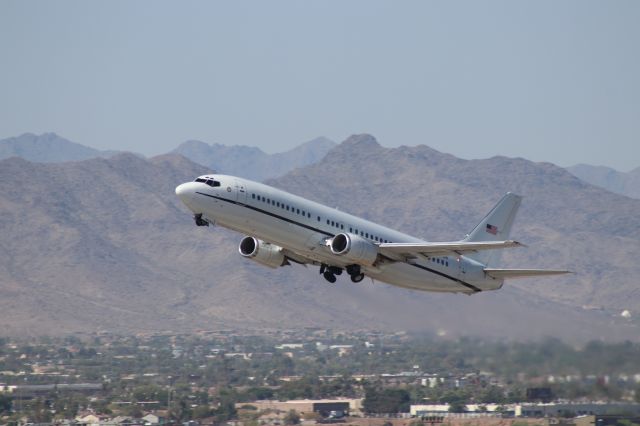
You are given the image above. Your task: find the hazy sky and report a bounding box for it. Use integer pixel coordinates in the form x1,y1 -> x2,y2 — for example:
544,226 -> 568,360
1,1 -> 638,171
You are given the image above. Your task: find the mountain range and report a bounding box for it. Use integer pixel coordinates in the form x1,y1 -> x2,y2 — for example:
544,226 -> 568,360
567,164 -> 640,199
0,133 -> 118,162
0,133 -> 336,182
5,132 -> 637,197
270,135 -> 640,316
0,134 -> 637,341
171,137 -> 336,181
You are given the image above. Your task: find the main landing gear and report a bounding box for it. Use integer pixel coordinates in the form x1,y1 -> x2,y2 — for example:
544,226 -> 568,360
320,264 -> 365,283
346,264 -> 365,283
320,264 -> 342,283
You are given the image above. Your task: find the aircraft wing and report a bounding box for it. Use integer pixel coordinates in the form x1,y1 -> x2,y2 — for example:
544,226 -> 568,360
484,268 -> 572,279
378,240 -> 523,260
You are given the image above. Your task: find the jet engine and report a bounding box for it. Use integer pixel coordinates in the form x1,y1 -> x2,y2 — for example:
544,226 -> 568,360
329,233 -> 378,265
238,236 -> 287,269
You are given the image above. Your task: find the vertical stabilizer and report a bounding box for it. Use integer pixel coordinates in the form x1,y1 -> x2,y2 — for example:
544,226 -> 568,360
463,193 -> 522,266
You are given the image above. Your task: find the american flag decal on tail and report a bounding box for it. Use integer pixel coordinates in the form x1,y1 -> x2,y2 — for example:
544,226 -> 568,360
486,224 -> 498,235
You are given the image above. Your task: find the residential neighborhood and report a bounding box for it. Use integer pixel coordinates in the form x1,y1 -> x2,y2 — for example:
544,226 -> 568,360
0,332 -> 639,426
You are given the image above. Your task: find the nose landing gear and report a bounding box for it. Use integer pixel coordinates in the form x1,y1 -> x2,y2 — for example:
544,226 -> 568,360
194,213 -> 209,227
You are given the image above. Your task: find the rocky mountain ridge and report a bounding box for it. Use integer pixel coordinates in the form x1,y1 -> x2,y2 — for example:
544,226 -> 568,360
172,136 -> 336,181
567,164 -> 640,199
0,133 -> 336,182
0,133 -> 119,163
269,135 -> 640,316
0,134 -> 637,340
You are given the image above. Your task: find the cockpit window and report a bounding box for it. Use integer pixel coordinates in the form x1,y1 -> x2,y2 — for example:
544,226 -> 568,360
194,177 -> 221,187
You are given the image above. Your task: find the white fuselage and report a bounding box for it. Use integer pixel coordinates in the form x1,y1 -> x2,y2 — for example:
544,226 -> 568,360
176,175 -> 503,294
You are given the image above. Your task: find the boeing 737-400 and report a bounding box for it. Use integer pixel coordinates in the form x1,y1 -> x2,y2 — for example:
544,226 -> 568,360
175,175 -> 569,294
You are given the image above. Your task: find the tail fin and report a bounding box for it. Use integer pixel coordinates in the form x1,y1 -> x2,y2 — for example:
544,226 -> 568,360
463,193 -> 522,266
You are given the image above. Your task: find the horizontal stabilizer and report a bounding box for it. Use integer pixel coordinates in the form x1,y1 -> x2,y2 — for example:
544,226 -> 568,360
484,268 -> 572,279
379,240 -> 523,259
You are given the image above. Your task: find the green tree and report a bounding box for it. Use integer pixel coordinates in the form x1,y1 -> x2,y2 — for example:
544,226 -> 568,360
132,385 -> 169,404
0,394 -> 12,415
363,387 -> 411,414
448,401 -> 467,413
192,405 -> 215,419
284,410 -> 301,425
28,398 -> 53,423
122,404 -> 143,418
479,386 -> 506,404
170,398 -> 192,422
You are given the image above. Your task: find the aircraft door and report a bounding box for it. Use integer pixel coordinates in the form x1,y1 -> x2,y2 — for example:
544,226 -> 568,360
234,179 -> 247,205
457,257 -> 467,279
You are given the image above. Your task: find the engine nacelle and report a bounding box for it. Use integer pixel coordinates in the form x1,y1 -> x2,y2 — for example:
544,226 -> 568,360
329,233 -> 378,266
238,236 -> 287,269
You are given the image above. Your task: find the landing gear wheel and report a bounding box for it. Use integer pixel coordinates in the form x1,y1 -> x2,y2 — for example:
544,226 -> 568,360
323,271 -> 337,283
346,264 -> 361,276
194,213 -> 209,227
328,266 -> 343,276
350,273 -> 365,283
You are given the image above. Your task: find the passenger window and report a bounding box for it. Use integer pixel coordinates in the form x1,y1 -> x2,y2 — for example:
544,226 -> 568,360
308,213 -> 311,218
327,219 -> 330,225
341,224 -> 344,230
297,209 -> 300,214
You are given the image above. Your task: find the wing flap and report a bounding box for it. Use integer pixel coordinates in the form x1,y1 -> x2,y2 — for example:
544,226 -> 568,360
484,268 -> 572,279
378,240 -> 523,260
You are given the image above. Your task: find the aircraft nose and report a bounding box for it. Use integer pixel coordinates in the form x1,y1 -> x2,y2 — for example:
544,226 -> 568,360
175,182 -> 197,205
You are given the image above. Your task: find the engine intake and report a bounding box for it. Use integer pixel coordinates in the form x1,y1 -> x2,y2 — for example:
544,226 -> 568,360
239,236 -> 287,269
329,233 -> 378,266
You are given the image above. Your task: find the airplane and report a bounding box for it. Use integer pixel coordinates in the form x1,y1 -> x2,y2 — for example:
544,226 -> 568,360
175,174 -> 570,294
